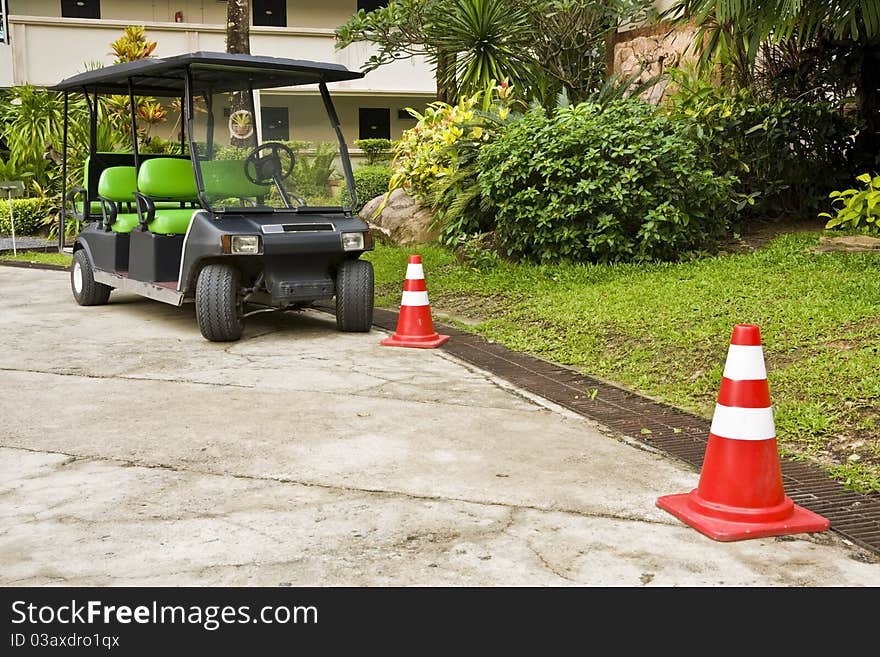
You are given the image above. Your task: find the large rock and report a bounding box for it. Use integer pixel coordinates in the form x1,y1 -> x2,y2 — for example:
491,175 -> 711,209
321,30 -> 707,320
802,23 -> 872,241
359,188 -> 440,246
811,235 -> 880,253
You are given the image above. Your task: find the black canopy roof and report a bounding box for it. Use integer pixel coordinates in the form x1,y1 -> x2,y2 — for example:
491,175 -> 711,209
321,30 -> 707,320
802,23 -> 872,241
51,51 -> 365,96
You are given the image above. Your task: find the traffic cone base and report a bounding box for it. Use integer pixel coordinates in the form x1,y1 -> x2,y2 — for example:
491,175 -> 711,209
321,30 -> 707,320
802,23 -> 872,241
381,332 -> 450,349
381,254 -> 450,349
656,324 -> 829,542
657,488 -> 830,543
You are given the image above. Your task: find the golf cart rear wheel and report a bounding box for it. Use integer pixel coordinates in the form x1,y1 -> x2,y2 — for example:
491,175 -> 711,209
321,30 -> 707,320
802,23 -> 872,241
335,259 -> 374,332
195,263 -> 244,342
71,249 -> 111,306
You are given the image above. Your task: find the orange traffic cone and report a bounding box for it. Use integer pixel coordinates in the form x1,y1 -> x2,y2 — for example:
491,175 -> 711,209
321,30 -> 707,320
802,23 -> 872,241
656,324 -> 829,541
380,254 -> 450,349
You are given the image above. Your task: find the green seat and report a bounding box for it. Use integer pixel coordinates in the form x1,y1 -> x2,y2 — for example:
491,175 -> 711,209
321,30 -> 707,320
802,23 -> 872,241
98,166 -> 137,201
147,208 -> 198,235
136,158 -> 200,234
112,213 -> 141,233
200,160 -> 270,200
97,166 -> 139,233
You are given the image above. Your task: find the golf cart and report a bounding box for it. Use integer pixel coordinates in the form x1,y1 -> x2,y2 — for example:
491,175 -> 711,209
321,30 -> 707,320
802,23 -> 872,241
53,52 -> 375,341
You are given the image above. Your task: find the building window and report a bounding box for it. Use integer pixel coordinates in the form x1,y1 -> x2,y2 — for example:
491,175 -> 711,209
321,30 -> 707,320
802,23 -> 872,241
358,0 -> 389,12
253,0 -> 286,27
0,0 -> 7,44
61,0 -> 101,19
359,108 -> 390,140
261,107 -> 289,141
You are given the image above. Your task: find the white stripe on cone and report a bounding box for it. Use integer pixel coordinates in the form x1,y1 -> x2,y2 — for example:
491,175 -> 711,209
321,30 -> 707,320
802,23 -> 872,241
709,404 -> 776,441
722,345 -> 767,380
405,263 -> 425,280
400,290 -> 430,307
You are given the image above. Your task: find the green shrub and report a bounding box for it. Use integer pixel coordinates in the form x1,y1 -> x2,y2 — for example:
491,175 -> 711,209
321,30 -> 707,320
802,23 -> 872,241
478,99 -> 735,263
664,72 -> 855,220
388,82 -> 520,244
354,138 -> 392,165
0,197 -> 55,235
341,164 -> 392,212
819,173 -> 880,235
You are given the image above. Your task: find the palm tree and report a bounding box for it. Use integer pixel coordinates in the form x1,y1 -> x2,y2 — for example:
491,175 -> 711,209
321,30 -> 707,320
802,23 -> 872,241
226,0 -> 254,148
426,0 -> 535,99
226,0 -> 250,55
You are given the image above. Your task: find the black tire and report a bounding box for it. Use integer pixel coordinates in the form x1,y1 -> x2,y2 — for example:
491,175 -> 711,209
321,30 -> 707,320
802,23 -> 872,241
71,249 -> 111,306
195,263 -> 244,342
335,259 -> 374,332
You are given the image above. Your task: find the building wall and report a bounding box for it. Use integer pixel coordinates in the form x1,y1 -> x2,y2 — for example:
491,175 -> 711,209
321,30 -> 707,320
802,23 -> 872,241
257,92 -> 422,143
152,92 -> 420,155
0,1 -> 434,152
2,1 -> 434,96
9,0 -> 357,27
3,15 -> 434,93
0,43 -> 10,83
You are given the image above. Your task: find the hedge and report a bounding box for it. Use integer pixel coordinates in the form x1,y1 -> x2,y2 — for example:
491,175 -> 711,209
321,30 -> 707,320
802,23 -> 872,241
0,197 -> 55,236
341,164 -> 392,212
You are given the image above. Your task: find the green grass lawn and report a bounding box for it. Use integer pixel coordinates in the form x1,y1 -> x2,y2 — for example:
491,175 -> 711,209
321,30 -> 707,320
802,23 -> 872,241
366,231 -> 880,494
0,250 -> 71,267
4,234 -> 878,493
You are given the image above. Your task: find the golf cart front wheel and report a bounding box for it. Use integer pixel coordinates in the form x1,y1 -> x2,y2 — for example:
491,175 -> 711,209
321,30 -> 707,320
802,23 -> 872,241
195,263 -> 244,342
335,259 -> 374,332
71,249 -> 111,306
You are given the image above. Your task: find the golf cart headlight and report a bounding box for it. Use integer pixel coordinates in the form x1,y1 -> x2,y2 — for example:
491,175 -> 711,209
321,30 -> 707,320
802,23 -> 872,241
341,232 -> 365,251
222,234 -> 262,254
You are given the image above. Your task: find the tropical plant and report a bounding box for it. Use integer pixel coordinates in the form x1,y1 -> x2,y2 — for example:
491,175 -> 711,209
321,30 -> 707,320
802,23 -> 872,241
0,85 -> 67,178
0,157 -> 35,188
0,85 -> 106,198
387,80 -> 522,242
427,0 -> 535,97
819,173 -> 880,235
292,142 -> 340,198
106,26 -> 167,150
664,1 -> 880,164
109,25 -> 157,62
335,0 -> 655,105
335,0 -> 457,102
515,0 -> 655,105
663,67 -> 856,219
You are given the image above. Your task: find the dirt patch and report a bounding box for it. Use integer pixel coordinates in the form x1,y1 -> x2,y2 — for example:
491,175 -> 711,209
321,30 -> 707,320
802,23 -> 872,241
719,217 -> 827,253
431,292 -> 511,325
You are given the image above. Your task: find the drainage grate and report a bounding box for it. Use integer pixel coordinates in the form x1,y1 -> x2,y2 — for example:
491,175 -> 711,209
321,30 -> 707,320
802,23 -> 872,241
365,305 -> 880,558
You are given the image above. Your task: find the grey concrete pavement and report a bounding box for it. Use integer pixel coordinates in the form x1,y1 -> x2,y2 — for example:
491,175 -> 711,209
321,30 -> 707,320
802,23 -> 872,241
1,265 -> 879,586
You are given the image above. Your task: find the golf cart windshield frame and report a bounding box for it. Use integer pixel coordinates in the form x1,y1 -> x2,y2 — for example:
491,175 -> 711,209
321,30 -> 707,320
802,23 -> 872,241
54,52 -> 365,245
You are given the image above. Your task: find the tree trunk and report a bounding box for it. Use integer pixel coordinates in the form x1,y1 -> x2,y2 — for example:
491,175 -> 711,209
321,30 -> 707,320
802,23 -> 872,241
226,0 -> 250,55
435,49 -> 457,105
226,0 -> 254,148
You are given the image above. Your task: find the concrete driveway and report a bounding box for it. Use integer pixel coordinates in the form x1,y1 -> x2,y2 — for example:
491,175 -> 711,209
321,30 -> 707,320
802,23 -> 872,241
1,265 -> 879,586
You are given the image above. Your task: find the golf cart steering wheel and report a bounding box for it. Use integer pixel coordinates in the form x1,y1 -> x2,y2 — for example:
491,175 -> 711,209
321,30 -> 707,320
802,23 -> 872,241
243,142 -> 295,185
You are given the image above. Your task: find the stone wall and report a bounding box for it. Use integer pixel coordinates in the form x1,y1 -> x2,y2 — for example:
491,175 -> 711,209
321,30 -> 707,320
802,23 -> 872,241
611,21 -> 700,104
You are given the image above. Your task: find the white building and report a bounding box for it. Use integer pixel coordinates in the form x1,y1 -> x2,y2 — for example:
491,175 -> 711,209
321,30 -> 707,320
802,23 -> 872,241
0,0 -> 436,154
